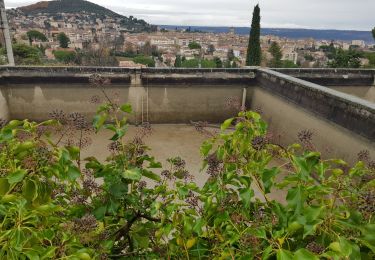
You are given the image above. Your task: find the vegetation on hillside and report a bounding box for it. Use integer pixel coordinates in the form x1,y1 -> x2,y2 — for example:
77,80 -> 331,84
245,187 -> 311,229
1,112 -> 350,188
0,44 -> 42,65
18,0 -> 156,33
0,75 -> 374,259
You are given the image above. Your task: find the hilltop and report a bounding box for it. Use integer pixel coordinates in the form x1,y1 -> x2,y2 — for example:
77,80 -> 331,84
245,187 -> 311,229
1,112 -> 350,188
15,0 -> 155,32
19,0 -> 121,17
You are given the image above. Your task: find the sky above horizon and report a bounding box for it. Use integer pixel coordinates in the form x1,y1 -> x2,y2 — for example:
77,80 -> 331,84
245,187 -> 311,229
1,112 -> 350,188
4,0 -> 375,31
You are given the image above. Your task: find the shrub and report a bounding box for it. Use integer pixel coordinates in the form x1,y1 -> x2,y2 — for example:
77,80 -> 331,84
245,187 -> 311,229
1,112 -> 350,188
0,43 -> 43,65
0,75 -> 374,259
53,50 -> 77,63
133,55 -> 155,67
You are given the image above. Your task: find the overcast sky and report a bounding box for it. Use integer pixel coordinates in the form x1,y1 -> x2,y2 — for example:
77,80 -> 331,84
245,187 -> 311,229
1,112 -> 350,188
4,0 -> 375,31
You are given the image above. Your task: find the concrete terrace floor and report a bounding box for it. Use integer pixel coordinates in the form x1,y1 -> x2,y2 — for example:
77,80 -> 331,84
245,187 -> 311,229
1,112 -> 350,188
81,124 -> 286,202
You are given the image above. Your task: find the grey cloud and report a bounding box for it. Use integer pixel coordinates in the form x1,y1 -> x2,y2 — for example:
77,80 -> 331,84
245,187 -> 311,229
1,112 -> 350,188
4,0 -> 375,30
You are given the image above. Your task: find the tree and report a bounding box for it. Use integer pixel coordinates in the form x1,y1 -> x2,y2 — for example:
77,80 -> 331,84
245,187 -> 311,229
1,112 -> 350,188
213,57 -> 222,68
207,44 -> 215,55
227,49 -> 235,61
268,42 -> 283,67
246,4 -> 261,66
26,30 -> 47,46
328,48 -> 362,68
140,41 -> 152,56
188,41 -> 201,49
174,55 -> 182,67
372,27 -> 375,42
57,33 -> 70,48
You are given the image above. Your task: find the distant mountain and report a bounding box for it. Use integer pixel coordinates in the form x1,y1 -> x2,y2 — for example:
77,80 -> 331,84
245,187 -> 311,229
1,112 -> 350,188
19,0 -> 121,17
16,0 -> 156,32
161,25 -> 375,44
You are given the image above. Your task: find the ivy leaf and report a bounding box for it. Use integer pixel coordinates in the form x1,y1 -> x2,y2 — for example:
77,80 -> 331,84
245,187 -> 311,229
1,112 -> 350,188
93,113 -> 108,132
109,183 -> 128,198
286,185 -> 305,214
142,170 -> 161,182
277,249 -> 294,260
120,104 -> 132,113
221,118 -> 234,131
262,167 -> 279,194
200,141 -> 212,157
122,168 -> 142,181
0,178 -> 10,196
23,250 -> 40,260
293,249 -> 319,260
94,206 -> 107,220
110,128 -> 126,141
67,166 -> 81,181
66,146 -> 80,160
239,187 -> 254,208
22,179 -> 38,202
7,169 -> 27,184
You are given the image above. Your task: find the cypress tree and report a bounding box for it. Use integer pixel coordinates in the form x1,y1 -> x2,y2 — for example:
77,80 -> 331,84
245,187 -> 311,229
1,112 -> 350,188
246,4 -> 261,66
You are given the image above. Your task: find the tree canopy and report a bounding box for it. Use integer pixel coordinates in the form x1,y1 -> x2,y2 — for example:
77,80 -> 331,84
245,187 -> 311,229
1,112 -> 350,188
372,27 -> 375,42
188,42 -> 201,50
26,30 -> 48,46
268,42 -> 283,68
57,32 -> 70,48
328,48 -> 362,68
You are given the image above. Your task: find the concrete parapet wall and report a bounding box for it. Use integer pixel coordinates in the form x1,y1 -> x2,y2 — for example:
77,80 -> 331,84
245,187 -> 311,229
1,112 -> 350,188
274,68 -> 375,86
257,68 -> 375,140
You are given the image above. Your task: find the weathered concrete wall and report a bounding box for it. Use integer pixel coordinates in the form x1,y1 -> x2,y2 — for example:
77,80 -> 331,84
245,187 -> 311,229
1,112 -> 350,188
274,68 -> 375,86
249,87 -> 374,163
0,88 -> 9,121
2,83 -> 244,124
257,69 -> 375,140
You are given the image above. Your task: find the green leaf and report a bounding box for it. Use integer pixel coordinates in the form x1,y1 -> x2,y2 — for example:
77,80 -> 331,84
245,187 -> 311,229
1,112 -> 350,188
221,118 -> 234,131
200,141 -> 212,157
94,206 -> 107,220
67,166 -> 81,181
109,182 -> 128,198
66,146 -> 80,160
24,250 -> 40,260
0,178 -> 10,195
286,185 -> 305,214
122,168 -> 142,181
239,187 -> 254,208
0,128 -> 13,141
110,128 -> 126,141
277,249 -> 293,260
93,113 -> 108,132
22,179 -> 38,202
293,249 -> 319,260
120,104 -> 132,113
193,219 -> 206,235
262,167 -> 279,194
7,169 -> 27,184
142,170 -> 161,182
